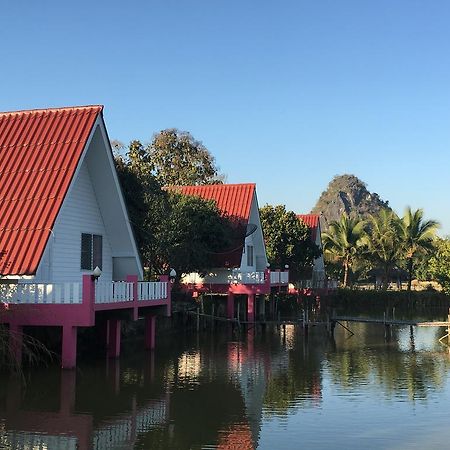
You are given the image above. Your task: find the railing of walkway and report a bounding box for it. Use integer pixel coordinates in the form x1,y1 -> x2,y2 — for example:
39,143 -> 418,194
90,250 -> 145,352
138,282 -> 168,301
0,282 -> 82,304
95,282 -> 134,303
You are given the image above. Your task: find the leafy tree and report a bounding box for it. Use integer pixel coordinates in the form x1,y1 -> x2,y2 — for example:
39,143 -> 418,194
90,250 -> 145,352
322,214 -> 365,287
116,150 -> 232,278
149,129 -> 223,186
361,210 -> 403,290
163,192 -> 232,277
115,156 -> 169,275
260,205 -> 320,282
400,207 -> 439,291
428,238 -> 450,295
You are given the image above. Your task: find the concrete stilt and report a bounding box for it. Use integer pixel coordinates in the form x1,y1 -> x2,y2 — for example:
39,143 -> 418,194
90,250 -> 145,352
60,370 -> 76,413
62,325 -> 78,369
9,323 -> 23,367
108,319 -> 121,358
145,315 -> 156,350
247,294 -> 255,322
227,292 -> 235,319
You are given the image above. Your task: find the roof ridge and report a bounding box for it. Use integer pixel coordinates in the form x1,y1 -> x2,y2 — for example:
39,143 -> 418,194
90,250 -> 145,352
0,105 -> 103,116
176,182 -> 256,189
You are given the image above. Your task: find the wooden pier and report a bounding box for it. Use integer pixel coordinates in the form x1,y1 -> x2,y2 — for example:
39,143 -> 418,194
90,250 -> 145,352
333,316 -> 450,328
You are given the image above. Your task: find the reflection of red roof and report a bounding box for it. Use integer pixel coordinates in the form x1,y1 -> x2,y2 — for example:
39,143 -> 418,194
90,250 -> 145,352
172,184 -> 256,267
218,423 -> 254,450
0,105 -> 102,275
297,214 -> 320,241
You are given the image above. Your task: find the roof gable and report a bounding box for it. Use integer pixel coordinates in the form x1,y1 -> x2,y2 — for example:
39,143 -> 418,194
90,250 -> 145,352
175,183 -> 255,225
0,105 -> 102,275
297,214 -> 321,242
173,183 -> 256,267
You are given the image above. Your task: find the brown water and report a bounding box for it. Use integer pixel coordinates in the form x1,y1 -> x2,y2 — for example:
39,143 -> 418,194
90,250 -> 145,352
1,320 -> 450,449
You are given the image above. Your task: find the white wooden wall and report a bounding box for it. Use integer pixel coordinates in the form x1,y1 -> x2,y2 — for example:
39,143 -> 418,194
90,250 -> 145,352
239,193 -> 268,272
35,161 -> 113,283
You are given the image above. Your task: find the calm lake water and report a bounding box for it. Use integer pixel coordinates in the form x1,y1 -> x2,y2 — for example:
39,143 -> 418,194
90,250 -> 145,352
2,313 -> 450,449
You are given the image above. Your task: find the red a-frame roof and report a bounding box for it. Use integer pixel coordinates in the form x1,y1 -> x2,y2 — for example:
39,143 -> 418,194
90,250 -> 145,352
297,214 -> 321,241
176,183 -> 255,224
172,183 -> 256,267
0,105 -> 102,275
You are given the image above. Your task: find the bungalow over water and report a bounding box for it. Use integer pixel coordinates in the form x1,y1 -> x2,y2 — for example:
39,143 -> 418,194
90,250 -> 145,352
171,183 -> 289,322
0,105 -> 171,368
296,214 -> 337,293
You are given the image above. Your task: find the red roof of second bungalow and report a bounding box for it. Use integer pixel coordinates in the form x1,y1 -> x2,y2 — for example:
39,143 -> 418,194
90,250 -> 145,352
171,183 -> 256,268
174,183 -> 255,225
0,105 -> 103,275
297,214 -> 320,241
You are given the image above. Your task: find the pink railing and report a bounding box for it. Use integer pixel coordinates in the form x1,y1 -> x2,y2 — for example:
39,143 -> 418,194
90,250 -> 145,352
0,279 -> 171,306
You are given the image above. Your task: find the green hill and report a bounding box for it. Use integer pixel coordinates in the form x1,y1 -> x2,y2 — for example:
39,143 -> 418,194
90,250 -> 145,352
311,174 -> 390,228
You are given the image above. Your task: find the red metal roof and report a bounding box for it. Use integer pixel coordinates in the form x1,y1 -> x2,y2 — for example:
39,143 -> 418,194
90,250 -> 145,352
175,183 -> 255,223
172,184 -> 256,267
0,105 -> 103,275
297,214 -> 320,241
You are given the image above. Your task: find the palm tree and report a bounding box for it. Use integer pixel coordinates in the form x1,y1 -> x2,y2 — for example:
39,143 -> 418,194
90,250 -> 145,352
322,214 -> 365,287
361,210 -> 402,290
400,207 -> 439,292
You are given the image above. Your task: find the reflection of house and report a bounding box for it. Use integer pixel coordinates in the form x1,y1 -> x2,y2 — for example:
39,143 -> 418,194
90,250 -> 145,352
0,362 -> 169,450
0,106 -> 170,367
297,214 -> 325,282
171,184 -> 289,321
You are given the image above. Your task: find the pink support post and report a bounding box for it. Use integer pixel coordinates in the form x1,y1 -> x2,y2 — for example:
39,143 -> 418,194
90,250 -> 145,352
277,269 -> 281,293
145,315 -> 156,350
126,275 -> 139,320
160,275 -> 171,317
82,274 -> 96,326
227,292 -> 235,319
61,326 -> 78,369
108,319 -> 121,358
265,268 -> 271,293
9,323 -> 23,367
60,370 -> 76,413
247,294 -> 255,322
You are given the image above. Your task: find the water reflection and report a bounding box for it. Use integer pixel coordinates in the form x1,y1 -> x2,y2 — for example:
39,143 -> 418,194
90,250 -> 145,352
1,322 -> 450,449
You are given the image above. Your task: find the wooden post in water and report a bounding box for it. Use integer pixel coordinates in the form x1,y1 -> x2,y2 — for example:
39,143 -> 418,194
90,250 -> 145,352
447,308 -> 450,346
211,303 -> 215,330
329,308 -> 336,338
201,297 -> 205,330
304,304 -> 309,336
196,307 -> 200,332
237,299 -> 240,324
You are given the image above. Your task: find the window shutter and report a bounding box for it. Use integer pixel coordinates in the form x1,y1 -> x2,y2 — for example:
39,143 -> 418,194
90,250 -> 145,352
81,234 -> 92,270
93,235 -> 103,270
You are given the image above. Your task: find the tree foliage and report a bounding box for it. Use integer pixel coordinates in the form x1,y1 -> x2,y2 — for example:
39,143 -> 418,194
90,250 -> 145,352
361,210 -> 403,290
428,238 -> 450,295
149,129 -> 223,186
115,146 -> 231,279
400,207 -> 439,291
322,214 -> 365,287
260,205 -> 320,282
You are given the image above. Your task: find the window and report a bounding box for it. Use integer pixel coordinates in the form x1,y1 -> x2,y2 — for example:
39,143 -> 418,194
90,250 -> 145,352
81,233 -> 103,270
246,245 -> 254,267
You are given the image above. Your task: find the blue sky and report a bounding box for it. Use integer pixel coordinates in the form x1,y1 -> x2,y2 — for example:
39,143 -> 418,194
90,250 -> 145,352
1,0 -> 449,234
